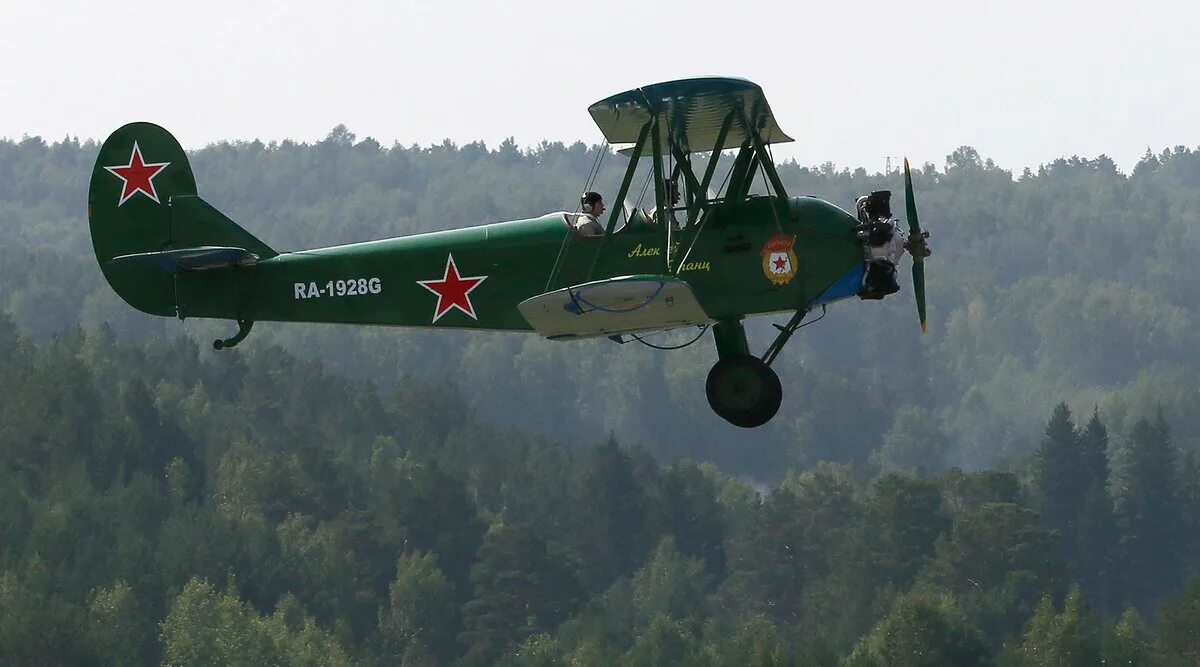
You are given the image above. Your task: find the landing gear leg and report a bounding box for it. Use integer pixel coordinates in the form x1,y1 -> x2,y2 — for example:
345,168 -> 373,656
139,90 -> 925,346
706,319 -> 782,428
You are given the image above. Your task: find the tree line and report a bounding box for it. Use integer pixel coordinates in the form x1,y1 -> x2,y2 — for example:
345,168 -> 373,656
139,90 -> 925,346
0,322 -> 1197,664
1,129 -> 1199,663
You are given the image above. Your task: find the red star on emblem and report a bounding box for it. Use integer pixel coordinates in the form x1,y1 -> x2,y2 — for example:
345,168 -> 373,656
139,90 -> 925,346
773,256 -> 788,271
103,141 -> 170,206
417,254 -> 488,322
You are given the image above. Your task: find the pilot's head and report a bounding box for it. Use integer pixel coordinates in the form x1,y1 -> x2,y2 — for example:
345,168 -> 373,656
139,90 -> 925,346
581,191 -> 605,215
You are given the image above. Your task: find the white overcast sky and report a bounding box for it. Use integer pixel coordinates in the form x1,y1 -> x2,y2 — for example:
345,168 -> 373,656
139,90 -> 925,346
1,0 -> 1196,173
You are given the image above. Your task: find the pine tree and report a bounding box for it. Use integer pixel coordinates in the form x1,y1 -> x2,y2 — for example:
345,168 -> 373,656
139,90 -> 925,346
1115,413 -> 1185,612
1031,404 -> 1120,613
1178,451 -> 1200,580
1032,404 -> 1084,561
1076,409 -> 1117,613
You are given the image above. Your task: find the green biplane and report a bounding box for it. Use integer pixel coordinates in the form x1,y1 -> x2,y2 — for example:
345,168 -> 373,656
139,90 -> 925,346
87,77 -> 929,428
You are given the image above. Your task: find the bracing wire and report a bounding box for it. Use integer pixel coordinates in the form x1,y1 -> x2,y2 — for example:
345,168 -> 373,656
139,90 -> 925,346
581,151 -> 602,200
715,153 -> 735,198
635,168 -> 653,208
580,142 -> 609,207
595,145 -> 607,182
631,324 -> 709,350
793,306 -> 827,331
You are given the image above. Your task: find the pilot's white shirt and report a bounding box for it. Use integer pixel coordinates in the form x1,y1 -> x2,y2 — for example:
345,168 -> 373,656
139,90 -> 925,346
575,212 -> 604,236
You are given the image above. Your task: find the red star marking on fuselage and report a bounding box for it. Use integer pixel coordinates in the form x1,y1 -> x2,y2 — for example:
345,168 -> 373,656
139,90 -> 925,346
417,254 -> 488,323
103,141 -> 170,206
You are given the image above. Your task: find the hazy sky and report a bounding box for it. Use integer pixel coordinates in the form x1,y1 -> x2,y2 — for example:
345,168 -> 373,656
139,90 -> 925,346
2,0 -> 1196,173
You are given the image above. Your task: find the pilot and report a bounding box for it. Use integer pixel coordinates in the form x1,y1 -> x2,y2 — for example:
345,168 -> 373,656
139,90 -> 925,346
647,178 -> 682,229
576,191 -> 606,236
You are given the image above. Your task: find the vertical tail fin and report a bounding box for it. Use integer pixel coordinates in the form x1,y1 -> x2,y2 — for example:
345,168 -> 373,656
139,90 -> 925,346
88,122 -> 275,317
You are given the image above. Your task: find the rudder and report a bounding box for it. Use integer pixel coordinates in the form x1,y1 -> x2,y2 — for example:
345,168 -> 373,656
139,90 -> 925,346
88,122 -> 275,317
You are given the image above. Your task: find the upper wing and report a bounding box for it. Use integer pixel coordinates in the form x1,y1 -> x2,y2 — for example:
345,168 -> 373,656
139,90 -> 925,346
587,77 -> 793,156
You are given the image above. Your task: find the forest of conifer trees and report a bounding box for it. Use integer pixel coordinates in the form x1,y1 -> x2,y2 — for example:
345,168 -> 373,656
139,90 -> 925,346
1,131 -> 1198,664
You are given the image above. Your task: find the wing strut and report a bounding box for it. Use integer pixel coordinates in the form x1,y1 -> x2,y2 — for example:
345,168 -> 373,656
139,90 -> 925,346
669,142 -> 704,227
697,110 -> 737,199
748,126 -> 788,200
724,139 -> 756,201
649,118 -> 670,270
760,306 -> 826,367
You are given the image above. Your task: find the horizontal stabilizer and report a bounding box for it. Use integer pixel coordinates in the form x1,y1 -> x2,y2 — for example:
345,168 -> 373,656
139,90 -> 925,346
518,275 -> 711,340
109,246 -> 259,272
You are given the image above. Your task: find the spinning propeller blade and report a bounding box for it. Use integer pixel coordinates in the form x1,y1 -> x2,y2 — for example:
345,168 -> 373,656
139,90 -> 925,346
912,262 -> 926,334
903,158 -> 928,334
903,158 -> 921,236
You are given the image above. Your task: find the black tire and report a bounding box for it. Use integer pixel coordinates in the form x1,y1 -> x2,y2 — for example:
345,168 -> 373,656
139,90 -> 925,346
705,354 -> 783,428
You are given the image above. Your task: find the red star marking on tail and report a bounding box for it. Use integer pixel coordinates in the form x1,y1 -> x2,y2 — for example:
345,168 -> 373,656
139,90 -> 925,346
103,141 -> 170,206
417,254 -> 488,323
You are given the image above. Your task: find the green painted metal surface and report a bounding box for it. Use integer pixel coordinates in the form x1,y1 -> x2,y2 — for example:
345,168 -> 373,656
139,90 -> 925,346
588,77 -> 793,155
87,120 -> 863,338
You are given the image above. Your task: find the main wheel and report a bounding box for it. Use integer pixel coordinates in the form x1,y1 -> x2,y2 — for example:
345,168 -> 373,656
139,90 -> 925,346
705,354 -> 783,428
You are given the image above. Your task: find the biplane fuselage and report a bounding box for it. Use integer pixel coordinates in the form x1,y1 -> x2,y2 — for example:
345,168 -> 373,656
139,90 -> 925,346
167,196 -> 861,330
88,77 -> 925,427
